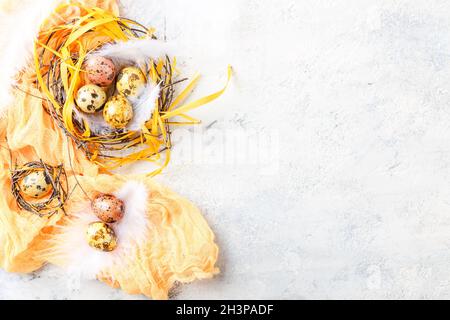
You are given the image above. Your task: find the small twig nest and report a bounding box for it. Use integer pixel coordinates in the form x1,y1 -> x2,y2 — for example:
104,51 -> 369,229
11,161 -> 68,217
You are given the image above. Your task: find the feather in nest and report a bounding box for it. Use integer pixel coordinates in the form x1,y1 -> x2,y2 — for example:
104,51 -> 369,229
89,37 -> 173,67
127,82 -> 161,131
41,181 -> 150,287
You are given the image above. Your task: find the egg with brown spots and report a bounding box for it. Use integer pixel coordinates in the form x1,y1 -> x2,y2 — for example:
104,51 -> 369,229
75,84 -> 107,113
19,171 -> 52,199
86,221 -> 117,252
85,56 -> 116,87
92,193 -> 125,223
116,66 -> 146,98
103,95 -> 133,129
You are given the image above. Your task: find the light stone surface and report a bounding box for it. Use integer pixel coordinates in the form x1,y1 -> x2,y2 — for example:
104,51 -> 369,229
3,0 -> 450,299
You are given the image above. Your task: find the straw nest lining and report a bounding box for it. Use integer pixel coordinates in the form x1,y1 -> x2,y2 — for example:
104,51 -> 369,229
11,161 -> 68,217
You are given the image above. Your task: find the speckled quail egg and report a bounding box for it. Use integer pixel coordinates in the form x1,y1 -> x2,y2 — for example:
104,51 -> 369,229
103,95 -> 133,129
92,193 -> 125,223
75,84 -> 107,113
85,56 -> 116,87
19,171 -> 52,199
116,66 -> 146,98
85,221 -> 117,252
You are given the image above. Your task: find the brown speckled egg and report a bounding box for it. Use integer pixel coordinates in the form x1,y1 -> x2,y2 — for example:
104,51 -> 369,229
85,56 -> 116,87
86,221 -> 117,252
75,84 -> 106,113
19,171 -> 52,199
92,193 -> 125,223
103,95 -> 133,129
116,66 -> 146,98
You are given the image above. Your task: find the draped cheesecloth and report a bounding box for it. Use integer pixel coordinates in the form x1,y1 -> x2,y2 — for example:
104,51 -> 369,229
0,0 -> 219,299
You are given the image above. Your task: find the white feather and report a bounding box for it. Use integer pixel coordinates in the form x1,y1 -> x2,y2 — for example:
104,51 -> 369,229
90,38 -> 172,67
0,0 -> 58,118
127,82 -> 160,131
113,181 -> 150,249
73,106 -> 113,136
47,181 -> 151,287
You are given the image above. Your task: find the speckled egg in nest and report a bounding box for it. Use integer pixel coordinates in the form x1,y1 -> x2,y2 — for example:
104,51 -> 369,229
75,84 -> 107,113
19,171 -> 52,199
85,56 -> 116,87
103,95 -> 134,129
116,66 -> 146,98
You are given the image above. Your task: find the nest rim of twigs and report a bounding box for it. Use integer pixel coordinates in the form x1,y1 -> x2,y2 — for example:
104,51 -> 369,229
11,160 -> 69,217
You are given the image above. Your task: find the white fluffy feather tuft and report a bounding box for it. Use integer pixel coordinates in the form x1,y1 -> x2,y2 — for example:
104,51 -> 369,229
90,38 -> 172,67
113,181 -> 150,249
0,0 -> 58,118
48,181 -> 150,287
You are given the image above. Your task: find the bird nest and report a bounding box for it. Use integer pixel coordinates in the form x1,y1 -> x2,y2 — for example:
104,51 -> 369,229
33,5 -> 180,174
33,4 -> 231,175
11,161 -> 68,217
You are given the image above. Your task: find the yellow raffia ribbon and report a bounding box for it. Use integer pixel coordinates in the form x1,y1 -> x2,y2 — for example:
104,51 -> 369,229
161,66 -> 232,120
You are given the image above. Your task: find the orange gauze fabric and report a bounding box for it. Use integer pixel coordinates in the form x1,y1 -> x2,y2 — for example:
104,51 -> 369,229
0,0 -> 112,272
0,0 -> 220,298
0,85 -> 220,293
7,84 -> 100,176
0,116 -> 62,273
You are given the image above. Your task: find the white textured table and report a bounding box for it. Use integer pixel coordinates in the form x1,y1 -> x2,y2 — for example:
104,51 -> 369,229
2,0 -> 450,299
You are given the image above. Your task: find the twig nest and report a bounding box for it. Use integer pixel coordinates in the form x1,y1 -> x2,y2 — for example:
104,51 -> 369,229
92,193 -> 125,223
75,84 -> 106,113
103,95 -> 133,129
86,221 -> 118,252
85,56 -> 116,87
19,171 -> 52,199
116,66 -> 146,98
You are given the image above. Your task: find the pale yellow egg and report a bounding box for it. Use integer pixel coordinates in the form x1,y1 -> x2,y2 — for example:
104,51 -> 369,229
103,95 -> 133,129
75,84 -> 107,113
86,221 -> 117,252
116,66 -> 146,98
19,171 -> 52,199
